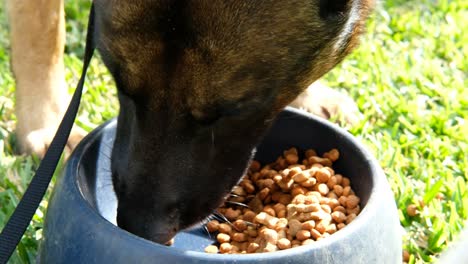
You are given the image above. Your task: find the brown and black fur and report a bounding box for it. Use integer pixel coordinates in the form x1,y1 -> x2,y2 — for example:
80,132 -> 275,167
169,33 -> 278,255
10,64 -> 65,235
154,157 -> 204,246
92,0 -> 374,244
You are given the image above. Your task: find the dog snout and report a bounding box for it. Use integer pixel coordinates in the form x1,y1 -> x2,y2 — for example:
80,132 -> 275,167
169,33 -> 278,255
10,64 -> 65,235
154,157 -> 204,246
117,206 -> 180,244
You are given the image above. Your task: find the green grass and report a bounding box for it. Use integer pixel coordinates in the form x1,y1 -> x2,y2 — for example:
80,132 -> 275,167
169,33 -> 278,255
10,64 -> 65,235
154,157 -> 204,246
0,0 -> 466,263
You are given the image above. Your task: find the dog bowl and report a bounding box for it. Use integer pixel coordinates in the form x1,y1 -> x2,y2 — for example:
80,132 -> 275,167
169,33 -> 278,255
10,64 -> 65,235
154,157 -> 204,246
38,107 -> 401,263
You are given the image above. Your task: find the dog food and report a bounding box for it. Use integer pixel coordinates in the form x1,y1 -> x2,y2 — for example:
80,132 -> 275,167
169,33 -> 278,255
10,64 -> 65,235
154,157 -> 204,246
204,147 -> 361,254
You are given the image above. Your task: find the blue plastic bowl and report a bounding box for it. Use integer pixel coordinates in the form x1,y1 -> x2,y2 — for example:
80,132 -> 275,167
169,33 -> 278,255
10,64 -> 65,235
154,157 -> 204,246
38,107 -> 401,263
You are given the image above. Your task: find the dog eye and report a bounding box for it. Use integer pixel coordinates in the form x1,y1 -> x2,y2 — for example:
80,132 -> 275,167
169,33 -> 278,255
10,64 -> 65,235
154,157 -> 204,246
191,109 -> 221,125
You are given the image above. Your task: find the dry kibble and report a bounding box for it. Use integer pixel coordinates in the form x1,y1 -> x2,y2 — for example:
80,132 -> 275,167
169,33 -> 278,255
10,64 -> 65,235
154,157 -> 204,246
301,178 -> 317,187
242,210 -> 256,222
317,183 -> 329,195
219,243 -> 232,253
403,250 -> 410,262
337,223 -> 346,230
285,153 -> 299,165
341,177 -> 351,187
225,208 -> 241,221
342,186 -> 351,196
255,212 -> 279,229
296,230 -> 311,241
346,205 -> 360,215
346,213 -> 357,224
346,195 -> 360,209
323,149 -> 340,162
247,242 -> 260,253
310,229 -> 321,240
217,233 -> 231,243
326,224 -> 337,234
331,211 -> 347,223
334,174 -> 343,185
232,232 -> 248,242
333,185 -> 344,196
218,223 -> 232,234
207,147 -> 361,254
263,206 -> 276,217
305,149 -> 317,158
407,204 -> 418,217
250,161 -> 261,172
278,194 -> 292,205
277,238 -> 292,249
205,245 -> 219,253
301,220 -> 316,230
233,220 -> 248,232
315,168 -> 331,183
206,220 -> 220,233
261,228 -> 279,245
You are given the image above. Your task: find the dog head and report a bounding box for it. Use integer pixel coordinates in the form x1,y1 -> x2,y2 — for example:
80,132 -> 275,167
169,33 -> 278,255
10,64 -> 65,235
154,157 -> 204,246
93,0 -> 373,244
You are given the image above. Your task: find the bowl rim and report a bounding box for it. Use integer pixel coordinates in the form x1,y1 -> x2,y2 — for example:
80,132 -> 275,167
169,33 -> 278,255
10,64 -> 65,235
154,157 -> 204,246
72,107 -> 387,260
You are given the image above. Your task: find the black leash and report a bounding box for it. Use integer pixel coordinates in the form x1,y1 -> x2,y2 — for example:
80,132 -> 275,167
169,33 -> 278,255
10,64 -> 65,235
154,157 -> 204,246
0,4 -> 96,263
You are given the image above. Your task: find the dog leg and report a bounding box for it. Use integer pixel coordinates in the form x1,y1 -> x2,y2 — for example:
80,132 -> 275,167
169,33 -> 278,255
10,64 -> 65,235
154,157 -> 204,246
8,0 -> 85,157
290,82 -> 363,127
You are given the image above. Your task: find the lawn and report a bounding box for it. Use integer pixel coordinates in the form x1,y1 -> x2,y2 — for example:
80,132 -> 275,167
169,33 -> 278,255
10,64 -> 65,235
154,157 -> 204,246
0,0 -> 467,263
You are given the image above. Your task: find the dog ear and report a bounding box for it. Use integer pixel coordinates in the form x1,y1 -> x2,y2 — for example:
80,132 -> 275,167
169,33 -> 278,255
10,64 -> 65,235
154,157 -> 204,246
319,0 -> 349,18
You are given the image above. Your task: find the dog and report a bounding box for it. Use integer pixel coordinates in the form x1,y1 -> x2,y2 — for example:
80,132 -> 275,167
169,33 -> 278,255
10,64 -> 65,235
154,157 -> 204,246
7,0 -> 85,157
9,0 -> 372,244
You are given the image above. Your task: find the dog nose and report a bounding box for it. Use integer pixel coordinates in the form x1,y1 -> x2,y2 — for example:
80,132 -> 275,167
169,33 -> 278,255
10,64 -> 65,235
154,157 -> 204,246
117,209 -> 179,244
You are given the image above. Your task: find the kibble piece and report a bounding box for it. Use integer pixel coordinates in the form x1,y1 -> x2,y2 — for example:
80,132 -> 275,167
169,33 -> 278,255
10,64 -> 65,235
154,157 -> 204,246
217,233 -> 231,243
305,149 -> 317,158
341,177 -> 351,187
292,171 -> 309,183
333,185 -> 344,196
278,194 -> 292,205
301,178 -> 317,188
308,156 -> 333,167
263,206 -> 276,217
346,213 -> 357,224
233,219 -> 248,232
346,205 -> 360,215
277,238 -> 292,250
232,232 -> 248,242
261,228 -> 279,245
302,239 -> 315,246
219,243 -> 233,253
342,186 -> 351,196
334,174 -> 343,185
218,223 -> 233,234
331,211 -> 347,223
321,204 -> 332,214
337,223 -> 346,230
247,243 -> 260,253
205,245 -> 219,254
255,212 -> 279,229
326,224 -> 337,234
407,204 -> 418,217
310,229 -> 322,240
323,149 -> 340,162
225,208 -> 241,221
301,220 -> 316,230
242,210 -> 256,222
346,195 -> 360,209
317,183 -> 329,195
296,230 -> 311,241
326,176 -> 338,189
402,250 -> 410,262
333,205 -> 346,214
206,220 -> 220,233
315,168 -> 331,183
